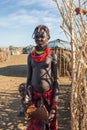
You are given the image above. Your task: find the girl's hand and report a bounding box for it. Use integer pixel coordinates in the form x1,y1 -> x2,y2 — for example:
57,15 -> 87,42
48,109 -> 56,122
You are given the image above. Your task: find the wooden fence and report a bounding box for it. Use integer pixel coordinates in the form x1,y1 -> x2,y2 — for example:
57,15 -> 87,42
53,47 -> 72,77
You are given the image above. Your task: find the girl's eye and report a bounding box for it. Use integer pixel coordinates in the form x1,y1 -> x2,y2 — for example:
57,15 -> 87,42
40,35 -> 44,38
35,35 -> 45,39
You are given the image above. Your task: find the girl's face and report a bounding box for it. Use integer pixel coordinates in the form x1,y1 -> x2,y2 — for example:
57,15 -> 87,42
34,29 -> 49,47
19,85 -> 25,97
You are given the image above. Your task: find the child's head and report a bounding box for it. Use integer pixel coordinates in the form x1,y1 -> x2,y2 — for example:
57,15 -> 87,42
32,25 -> 50,47
19,83 -> 25,97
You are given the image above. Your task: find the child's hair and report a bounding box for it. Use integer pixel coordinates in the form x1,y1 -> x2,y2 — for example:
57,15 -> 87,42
32,25 -> 50,40
18,83 -> 25,93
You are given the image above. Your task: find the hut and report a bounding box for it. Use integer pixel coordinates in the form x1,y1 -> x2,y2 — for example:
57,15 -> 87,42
0,47 -> 10,62
48,39 -> 71,77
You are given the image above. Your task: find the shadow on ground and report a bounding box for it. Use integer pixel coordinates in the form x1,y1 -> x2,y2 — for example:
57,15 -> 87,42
0,91 -> 27,130
0,65 -> 27,77
0,85 -> 71,130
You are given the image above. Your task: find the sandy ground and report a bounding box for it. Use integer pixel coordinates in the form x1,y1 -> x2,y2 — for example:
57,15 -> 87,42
0,54 -> 71,130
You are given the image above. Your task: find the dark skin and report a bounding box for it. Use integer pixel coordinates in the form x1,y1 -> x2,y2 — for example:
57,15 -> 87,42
35,31 -> 49,47
32,32 -> 51,93
26,26 -> 59,122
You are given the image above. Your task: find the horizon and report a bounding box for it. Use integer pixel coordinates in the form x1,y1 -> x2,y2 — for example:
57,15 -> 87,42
0,38 -> 71,48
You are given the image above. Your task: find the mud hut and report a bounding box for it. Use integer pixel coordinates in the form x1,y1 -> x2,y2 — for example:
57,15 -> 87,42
48,39 -> 71,77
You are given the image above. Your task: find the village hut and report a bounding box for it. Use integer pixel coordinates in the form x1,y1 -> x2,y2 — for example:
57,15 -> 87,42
48,39 -> 71,77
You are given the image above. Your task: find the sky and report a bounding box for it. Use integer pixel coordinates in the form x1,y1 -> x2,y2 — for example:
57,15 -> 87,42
0,0 -> 68,47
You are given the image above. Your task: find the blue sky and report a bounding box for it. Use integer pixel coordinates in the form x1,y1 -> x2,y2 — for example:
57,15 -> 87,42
0,0 -> 67,47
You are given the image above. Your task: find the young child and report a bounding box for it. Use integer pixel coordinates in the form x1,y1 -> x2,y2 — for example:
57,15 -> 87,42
25,25 -> 59,130
18,83 -> 26,117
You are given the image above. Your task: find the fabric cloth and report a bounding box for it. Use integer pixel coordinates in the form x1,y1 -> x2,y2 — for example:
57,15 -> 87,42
26,88 -> 58,130
31,46 -> 52,62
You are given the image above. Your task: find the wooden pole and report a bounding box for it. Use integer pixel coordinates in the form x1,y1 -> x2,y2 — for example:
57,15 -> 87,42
69,1 -> 77,130
53,0 -> 87,129
59,48 -> 62,76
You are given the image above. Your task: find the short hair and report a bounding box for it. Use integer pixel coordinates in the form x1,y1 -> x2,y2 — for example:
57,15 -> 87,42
18,83 -> 25,92
32,25 -> 50,40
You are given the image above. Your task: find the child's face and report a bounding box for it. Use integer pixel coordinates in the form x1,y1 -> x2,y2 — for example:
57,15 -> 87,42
20,90 -> 25,97
19,86 -> 25,97
34,29 -> 49,47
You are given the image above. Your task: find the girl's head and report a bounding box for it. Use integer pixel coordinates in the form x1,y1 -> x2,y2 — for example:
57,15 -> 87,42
32,25 -> 50,47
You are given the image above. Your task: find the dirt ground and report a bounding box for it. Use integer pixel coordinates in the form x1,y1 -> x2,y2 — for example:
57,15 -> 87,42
0,54 -> 71,130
